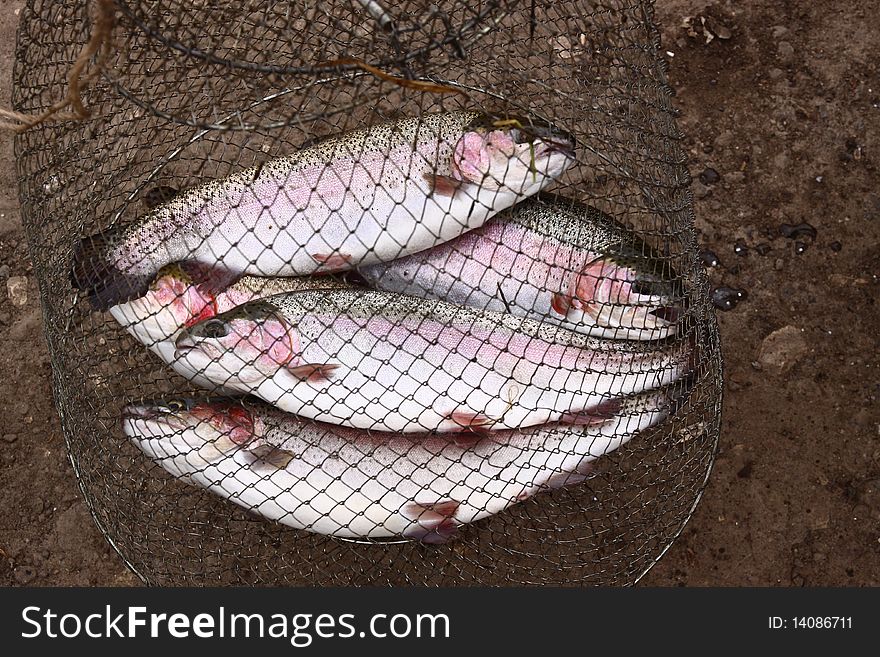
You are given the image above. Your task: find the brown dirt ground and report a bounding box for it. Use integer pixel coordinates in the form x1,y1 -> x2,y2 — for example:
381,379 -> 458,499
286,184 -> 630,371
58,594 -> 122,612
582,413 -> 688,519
1,0 -> 878,586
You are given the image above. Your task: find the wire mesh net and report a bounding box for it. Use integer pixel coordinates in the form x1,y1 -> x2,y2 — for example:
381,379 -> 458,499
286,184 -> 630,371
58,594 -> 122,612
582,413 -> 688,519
13,0 -> 722,585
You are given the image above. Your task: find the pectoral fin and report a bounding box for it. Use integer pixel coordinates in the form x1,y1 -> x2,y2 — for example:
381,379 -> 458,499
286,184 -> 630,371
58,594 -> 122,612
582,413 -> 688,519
449,411 -> 493,437
287,363 -> 340,382
311,252 -> 353,271
558,398 -> 622,426
403,500 -> 460,544
423,172 -> 463,198
248,444 -> 296,472
550,292 -> 572,316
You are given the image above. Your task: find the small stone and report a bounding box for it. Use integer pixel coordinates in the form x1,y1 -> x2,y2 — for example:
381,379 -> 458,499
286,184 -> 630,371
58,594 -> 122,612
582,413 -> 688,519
774,258 -> 784,270
777,41 -> 795,61
714,130 -> 734,148
780,222 -> 817,240
829,241 -> 842,252
700,249 -> 720,268
725,171 -> 745,184
0,265 -> 9,278
710,286 -> 747,311
699,167 -> 721,185
768,67 -> 785,80
693,181 -> 711,199
14,566 -> 36,585
757,325 -> 809,375
6,276 -> 28,307
771,25 -> 789,38
713,25 -> 732,40
1,434 -> 17,443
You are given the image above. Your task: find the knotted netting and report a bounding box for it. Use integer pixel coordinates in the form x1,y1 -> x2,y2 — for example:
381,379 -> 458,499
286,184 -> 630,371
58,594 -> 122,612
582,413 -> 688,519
13,0 -> 722,585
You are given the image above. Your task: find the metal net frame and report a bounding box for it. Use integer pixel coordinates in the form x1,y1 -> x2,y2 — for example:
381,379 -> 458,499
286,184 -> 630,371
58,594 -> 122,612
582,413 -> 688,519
13,0 -> 722,585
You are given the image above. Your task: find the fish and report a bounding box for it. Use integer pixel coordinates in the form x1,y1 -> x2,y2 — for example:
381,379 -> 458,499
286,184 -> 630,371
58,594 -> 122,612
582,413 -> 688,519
71,111 -> 576,310
359,195 -> 684,340
122,384 -> 683,543
108,262 -> 351,390
173,289 -> 694,432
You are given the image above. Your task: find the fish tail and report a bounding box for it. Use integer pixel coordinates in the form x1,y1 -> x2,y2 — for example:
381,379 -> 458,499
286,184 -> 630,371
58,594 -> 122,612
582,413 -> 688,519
70,227 -> 156,310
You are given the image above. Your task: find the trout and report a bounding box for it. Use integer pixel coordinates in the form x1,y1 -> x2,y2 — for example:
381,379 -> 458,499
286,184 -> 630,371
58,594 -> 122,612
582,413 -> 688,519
360,195 -> 684,340
72,112 -> 575,309
122,385 -> 681,543
174,289 -> 693,432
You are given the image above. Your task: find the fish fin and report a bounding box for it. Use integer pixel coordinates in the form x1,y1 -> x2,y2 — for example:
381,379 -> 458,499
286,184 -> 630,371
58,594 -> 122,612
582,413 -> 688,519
287,363 -> 340,382
403,500 -> 460,545
544,465 -> 593,490
558,398 -> 622,426
311,252 -> 353,271
70,227 -> 157,310
143,185 -> 179,209
423,172 -> 463,197
550,292 -> 572,316
450,411 -> 493,436
248,444 -> 295,472
177,261 -> 241,297
569,297 -> 602,320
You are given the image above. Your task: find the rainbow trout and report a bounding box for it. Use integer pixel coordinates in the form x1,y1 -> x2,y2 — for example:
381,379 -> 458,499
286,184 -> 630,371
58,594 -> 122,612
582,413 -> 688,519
72,112 -> 575,309
122,385 -> 680,543
174,289 -> 693,432
359,195 -> 684,340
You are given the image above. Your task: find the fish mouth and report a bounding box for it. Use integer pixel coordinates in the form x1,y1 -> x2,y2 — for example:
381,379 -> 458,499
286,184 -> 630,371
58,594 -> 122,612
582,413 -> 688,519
121,404 -> 189,433
648,306 -> 683,324
541,133 -> 577,159
173,332 -> 197,359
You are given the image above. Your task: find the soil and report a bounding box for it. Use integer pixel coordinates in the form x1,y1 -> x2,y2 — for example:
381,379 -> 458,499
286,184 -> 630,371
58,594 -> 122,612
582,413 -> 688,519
1,0 -> 878,586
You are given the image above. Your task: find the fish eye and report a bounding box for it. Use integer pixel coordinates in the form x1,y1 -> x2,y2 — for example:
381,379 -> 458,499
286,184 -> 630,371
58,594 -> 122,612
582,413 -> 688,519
165,399 -> 186,412
198,318 -> 230,339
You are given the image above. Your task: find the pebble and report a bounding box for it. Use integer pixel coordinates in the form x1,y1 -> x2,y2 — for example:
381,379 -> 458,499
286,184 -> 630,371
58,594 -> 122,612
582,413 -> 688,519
700,249 -> 720,268
725,171 -> 745,184
768,67 -> 785,80
710,286 -> 747,311
757,325 -> 809,375
771,25 -> 790,38
0,265 -> 9,279
1,434 -> 17,443
754,243 -> 772,256
13,566 -> 36,585
829,241 -> 842,252
6,276 -> 28,307
777,41 -> 795,61
774,258 -> 784,270
713,24 -> 732,40
699,167 -> 721,184
714,130 -> 734,148
780,222 -> 817,240
692,181 -> 711,199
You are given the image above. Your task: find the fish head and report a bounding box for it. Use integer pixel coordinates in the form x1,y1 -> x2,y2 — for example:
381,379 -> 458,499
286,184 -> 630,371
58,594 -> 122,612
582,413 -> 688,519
111,264 -> 217,344
121,398 -> 263,470
174,300 -> 302,385
563,251 -> 685,339
453,114 -> 576,195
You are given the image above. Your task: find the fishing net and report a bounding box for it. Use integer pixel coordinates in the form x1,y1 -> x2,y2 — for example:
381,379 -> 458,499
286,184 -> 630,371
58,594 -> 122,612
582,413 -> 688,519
13,0 -> 722,585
